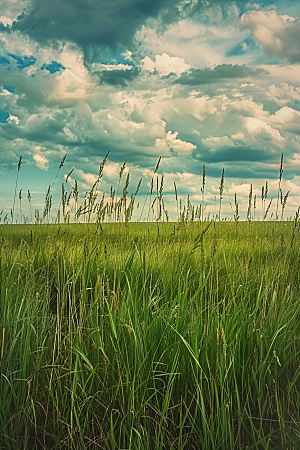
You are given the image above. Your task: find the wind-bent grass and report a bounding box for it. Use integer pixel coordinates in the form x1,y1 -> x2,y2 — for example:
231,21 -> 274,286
1,221 -> 300,449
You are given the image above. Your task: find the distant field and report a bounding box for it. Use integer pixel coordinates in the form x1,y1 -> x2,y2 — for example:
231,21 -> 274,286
1,221 -> 300,449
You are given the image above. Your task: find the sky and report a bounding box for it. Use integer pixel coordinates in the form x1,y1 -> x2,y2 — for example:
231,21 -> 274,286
1,0 -> 300,222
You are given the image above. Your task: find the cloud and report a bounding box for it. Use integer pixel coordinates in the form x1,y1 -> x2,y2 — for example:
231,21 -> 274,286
202,135 -> 234,148
257,64 -> 300,86
228,182 -> 254,196
6,0 -> 252,67
97,65 -> 141,87
0,0 -> 28,26
1,0 -> 300,214
76,168 -> 97,186
141,53 -> 191,75
0,56 -> 10,66
33,152 -> 49,170
9,0 -> 181,57
245,117 -> 284,141
136,16 -> 251,68
288,153 -> 300,168
240,9 -> 300,63
271,106 -> 300,133
173,64 -> 266,85
266,82 -> 300,106
196,145 -> 276,165
155,130 -> 196,155
8,114 -> 19,124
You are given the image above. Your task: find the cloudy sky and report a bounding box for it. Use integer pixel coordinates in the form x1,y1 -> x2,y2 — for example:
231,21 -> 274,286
1,0 -> 300,222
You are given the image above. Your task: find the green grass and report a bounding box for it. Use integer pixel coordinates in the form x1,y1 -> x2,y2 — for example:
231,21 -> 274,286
1,221 -> 300,449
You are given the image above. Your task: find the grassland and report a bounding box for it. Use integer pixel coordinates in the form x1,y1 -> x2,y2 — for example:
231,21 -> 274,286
1,219 -> 300,449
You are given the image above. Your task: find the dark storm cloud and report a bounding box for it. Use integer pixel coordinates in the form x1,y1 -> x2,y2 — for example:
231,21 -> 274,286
0,23 -> 10,32
191,145 -> 286,180
173,65 -> 267,86
9,0 -> 249,59
11,0 -> 179,53
197,146 -> 275,164
204,164 -> 281,180
97,66 -> 141,87
0,112 -> 69,145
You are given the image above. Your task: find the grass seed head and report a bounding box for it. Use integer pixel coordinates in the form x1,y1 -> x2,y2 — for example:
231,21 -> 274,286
279,153 -> 284,181
219,168 -> 225,199
154,156 -> 162,174
119,159 -> 127,180
59,154 -> 67,169
201,163 -> 206,193
17,155 -> 22,171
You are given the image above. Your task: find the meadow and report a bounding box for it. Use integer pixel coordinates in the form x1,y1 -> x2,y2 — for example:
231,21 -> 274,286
1,219 -> 300,450
1,153 -> 300,449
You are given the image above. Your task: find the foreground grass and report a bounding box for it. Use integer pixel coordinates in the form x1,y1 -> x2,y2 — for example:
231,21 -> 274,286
1,221 -> 300,449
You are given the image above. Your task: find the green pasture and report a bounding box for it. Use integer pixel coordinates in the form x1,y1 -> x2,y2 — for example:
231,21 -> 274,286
1,221 -> 300,449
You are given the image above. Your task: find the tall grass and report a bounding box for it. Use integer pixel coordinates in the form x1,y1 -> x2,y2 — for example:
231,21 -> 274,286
1,152 -> 300,449
3,152 -> 297,226
1,221 -> 300,449
11,155 -> 22,224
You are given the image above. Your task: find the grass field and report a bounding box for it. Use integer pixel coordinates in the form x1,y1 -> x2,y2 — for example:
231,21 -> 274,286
1,220 -> 300,449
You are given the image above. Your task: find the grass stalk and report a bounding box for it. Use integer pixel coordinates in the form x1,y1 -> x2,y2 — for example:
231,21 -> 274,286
219,168 -> 224,222
276,153 -> 284,221
12,155 -> 22,224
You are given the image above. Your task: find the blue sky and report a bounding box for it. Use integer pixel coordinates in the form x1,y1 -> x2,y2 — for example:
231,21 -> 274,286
1,0 -> 300,222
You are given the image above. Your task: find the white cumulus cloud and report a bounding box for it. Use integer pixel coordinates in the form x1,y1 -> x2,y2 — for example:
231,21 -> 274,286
267,82 -> 300,106
155,130 -> 196,155
271,106 -> 300,133
33,153 -> 49,171
241,10 -> 300,63
141,53 -> 191,76
245,117 -> 284,141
